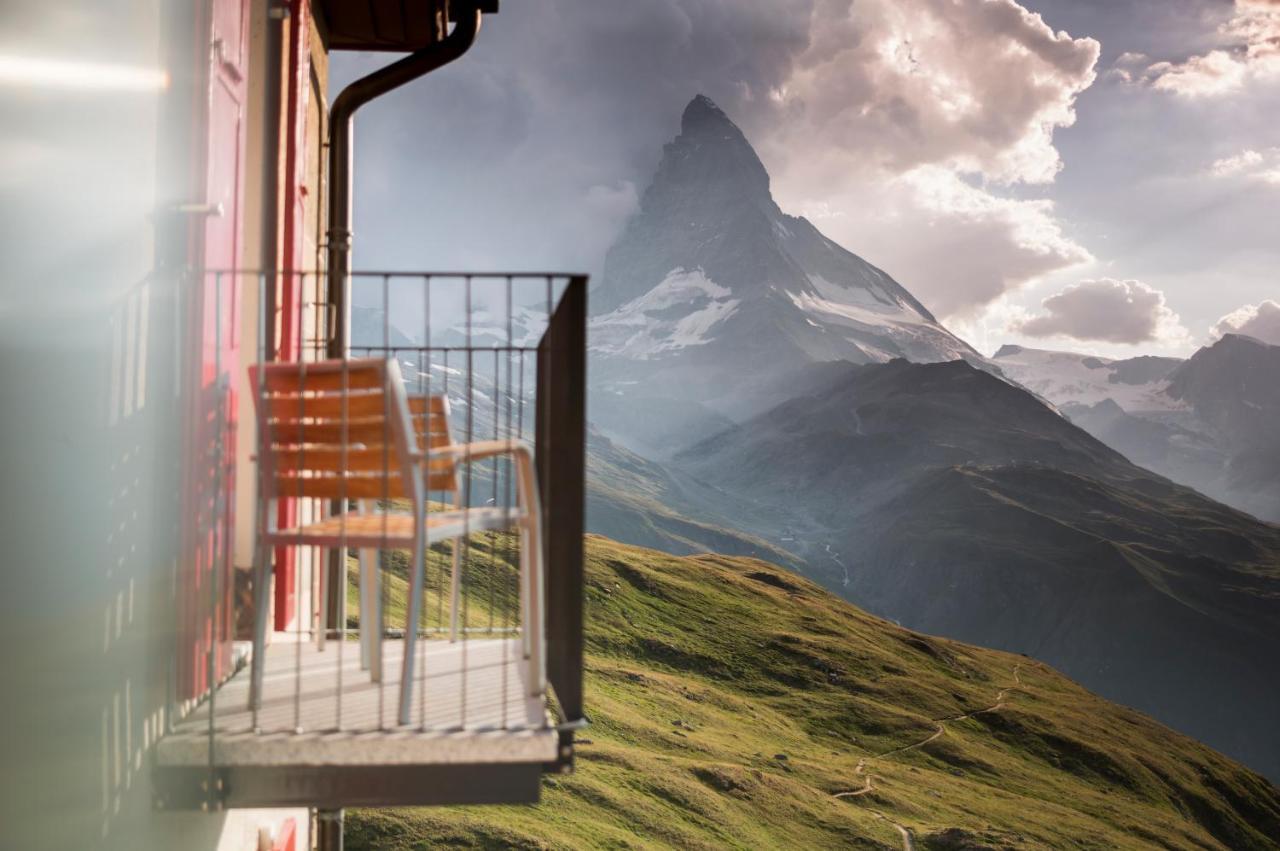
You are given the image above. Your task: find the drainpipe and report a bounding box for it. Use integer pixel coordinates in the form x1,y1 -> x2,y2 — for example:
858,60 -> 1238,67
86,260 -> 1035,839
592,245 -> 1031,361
260,0 -> 286,359
320,0 -> 491,684
324,0 -> 490,360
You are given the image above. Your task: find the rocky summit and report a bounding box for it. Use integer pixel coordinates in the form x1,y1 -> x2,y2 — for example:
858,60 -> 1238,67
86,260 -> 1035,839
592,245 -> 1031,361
590,95 -> 979,452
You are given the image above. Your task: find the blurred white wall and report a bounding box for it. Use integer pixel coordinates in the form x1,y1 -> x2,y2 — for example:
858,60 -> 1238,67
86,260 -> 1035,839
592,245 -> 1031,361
0,2 -> 302,848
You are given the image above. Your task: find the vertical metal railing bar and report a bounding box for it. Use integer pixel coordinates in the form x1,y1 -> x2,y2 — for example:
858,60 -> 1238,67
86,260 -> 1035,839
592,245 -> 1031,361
293,333 -> 305,734
417,274 -> 429,728
516,343 -> 527,707
538,275 -> 552,691
535,293 -> 550,704
488,346 -> 499,634
251,273 -> 267,734
332,278 -> 355,732
502,275 -> 514,728
206,271 -> 222,808
378,273 -> 391,729
438,347 -> 448,638
164,269 -> 179,737
461,276 -> 473,729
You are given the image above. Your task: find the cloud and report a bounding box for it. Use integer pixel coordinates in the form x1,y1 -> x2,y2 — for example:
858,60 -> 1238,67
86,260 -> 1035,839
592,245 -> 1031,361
1208,148 -> 1280,184
336,0 -> 1099,321
1212,299 -> 1280,343
1014,278 -> 1191,344
1142,0 -> 1280,96
753,0 -> 1100,185
759,0 -> 1099,318
812,166 -> 1092,320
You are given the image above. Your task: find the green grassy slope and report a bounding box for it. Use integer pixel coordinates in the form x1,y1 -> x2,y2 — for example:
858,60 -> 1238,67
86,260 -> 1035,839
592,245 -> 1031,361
347,535 -> 1280,850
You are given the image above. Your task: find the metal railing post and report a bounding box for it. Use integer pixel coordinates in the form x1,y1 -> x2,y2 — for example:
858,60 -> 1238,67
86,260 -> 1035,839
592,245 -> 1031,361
537,275 -> 587,727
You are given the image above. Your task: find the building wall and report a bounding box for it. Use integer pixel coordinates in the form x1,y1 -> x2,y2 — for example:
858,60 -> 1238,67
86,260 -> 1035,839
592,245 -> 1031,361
0,2 -> 307,847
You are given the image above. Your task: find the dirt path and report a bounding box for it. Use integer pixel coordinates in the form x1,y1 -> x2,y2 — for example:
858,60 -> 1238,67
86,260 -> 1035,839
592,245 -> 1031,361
886,818 -> 915,851
833,665 -> 1024,850
832,759 -> 873,798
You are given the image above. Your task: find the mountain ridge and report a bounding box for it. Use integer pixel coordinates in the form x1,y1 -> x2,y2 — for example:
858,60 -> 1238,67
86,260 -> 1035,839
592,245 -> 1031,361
995,334 -> 1280,522
678,357 -> 1280,782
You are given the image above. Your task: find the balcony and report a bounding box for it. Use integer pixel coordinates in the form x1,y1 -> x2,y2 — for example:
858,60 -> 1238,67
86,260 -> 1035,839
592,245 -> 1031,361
153,272 -> 586,811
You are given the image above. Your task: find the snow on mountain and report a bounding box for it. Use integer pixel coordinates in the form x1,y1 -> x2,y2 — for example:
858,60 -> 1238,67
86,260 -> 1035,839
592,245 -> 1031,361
992,344 -> 1186,413
993,337 -> 1280,522
588,95 -> 980,448
592,267 -> 739,358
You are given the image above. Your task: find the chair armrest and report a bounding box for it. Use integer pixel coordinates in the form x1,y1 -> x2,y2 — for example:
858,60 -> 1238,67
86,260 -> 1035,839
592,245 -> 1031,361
427,439 -> 535,465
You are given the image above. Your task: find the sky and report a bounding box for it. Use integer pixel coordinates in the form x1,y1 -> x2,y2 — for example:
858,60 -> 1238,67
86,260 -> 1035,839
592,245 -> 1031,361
333,0 -> 1280,358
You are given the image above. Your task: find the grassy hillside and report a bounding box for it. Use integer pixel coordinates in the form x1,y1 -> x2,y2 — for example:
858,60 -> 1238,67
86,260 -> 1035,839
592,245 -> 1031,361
347,535 -> 1280,850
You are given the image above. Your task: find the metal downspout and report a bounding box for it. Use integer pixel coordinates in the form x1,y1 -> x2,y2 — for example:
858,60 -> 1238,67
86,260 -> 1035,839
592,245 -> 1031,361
316,16 -> 491,848
324,1 -> 487,360
260,1 -> 286,358
319,0 -> 488,695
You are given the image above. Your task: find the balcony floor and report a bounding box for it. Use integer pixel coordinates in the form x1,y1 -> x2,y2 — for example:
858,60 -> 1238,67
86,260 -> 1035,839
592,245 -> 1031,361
157,638 -> 556,767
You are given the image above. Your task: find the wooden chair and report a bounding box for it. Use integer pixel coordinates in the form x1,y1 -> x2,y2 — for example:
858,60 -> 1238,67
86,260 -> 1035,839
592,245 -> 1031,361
248,357 -> 543,725
357,393 -> 544,693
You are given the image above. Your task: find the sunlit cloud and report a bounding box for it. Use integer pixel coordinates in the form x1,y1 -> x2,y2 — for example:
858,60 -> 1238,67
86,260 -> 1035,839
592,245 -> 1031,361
1212,299 -> 1280,344
1209,148 -> 1280,184
1013,278 -> 1191,345
0,53 -> 168,92
1140,0 -> 1280,97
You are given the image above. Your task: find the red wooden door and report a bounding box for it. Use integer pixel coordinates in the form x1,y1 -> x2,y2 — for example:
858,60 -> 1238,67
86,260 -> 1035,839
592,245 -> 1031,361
267,0 -> 312,629
180,0 -> 249,701
271,0 -> 315,631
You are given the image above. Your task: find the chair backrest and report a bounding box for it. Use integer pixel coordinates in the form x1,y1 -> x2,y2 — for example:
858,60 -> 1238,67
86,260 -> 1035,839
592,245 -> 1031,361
409,394 -> 460,493
249,357 -> 421,504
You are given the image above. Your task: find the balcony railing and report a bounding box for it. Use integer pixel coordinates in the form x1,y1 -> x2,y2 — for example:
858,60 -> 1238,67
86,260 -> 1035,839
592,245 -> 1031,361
153,271 -> 586,810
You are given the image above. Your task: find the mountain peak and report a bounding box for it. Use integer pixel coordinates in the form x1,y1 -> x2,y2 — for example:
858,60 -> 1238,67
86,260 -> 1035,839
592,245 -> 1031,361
681,94 -> 731,132
591,96 -> 979,372
658,94 -> 770,202
1214,332 -> 1269,350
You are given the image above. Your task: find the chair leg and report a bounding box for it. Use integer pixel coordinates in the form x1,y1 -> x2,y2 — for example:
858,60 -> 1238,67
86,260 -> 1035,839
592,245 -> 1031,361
523,517 -> 546,697
248,538 -> 272,712
315,546 -> 327,651
371,549 -> 383,683
449,536 -> 462,642
519,522 -> 531,661
359,547 -> 372,671
399,527 -> 426,726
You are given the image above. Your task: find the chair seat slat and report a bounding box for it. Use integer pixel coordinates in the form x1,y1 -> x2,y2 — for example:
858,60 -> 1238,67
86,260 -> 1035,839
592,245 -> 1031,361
255,363 -> 384,393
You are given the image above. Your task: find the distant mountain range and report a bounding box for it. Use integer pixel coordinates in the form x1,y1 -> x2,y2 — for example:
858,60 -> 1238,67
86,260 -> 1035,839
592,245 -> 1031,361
995,334 -> 1280,522
678,358 -> 1280,782
589,95 -> 980,454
